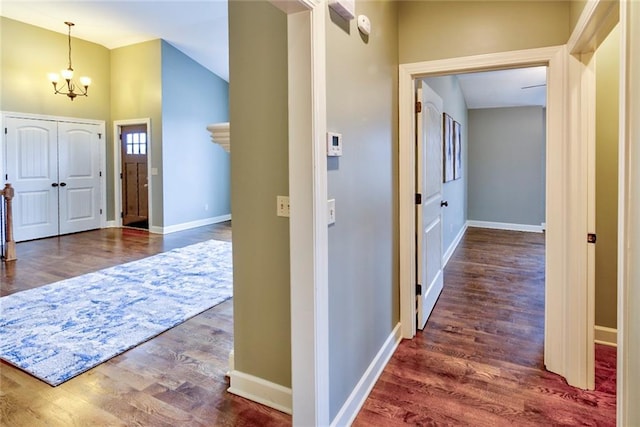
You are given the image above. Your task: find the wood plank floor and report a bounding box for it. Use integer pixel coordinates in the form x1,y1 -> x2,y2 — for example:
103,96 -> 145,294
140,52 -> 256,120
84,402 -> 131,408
354,227 -> 616,426
1,223 -> 292,426
1,226 -> 616,426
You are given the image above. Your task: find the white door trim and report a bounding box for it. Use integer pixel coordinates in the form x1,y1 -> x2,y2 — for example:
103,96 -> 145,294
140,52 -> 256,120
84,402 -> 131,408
112,118 -> 152,230
269,0 -> 329,425
398,46 -> 595,387
619,1 -> 638,424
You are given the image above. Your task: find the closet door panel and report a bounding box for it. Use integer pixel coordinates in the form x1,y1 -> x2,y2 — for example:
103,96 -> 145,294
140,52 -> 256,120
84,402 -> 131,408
5,117 -> 59,242
58,122 -> 102,235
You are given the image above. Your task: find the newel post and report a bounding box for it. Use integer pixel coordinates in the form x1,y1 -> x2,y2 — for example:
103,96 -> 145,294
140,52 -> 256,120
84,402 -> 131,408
3,183 -> 16,261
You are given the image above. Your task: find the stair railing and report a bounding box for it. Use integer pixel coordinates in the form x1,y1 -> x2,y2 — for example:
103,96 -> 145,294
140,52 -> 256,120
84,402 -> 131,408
1,183 -> 16,261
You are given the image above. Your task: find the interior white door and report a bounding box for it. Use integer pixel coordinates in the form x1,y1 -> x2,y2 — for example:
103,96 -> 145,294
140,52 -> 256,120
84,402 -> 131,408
416,81 -> 445,330
58,122 -> 102,235
5,117 -> 59,241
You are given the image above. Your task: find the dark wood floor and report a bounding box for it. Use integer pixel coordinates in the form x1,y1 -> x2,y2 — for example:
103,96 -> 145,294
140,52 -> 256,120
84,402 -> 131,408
1,226 -> 615,426
354,228 -> 616,426
1,222 -> 292,426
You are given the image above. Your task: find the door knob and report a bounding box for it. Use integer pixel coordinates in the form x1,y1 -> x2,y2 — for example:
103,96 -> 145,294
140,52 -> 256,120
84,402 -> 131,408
59,182 -> 67,187
51,182 -> 59,187
441,201 -> 448,207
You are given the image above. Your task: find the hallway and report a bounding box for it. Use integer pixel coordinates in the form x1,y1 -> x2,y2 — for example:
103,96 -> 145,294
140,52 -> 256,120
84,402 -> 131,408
355,227 -> 616,426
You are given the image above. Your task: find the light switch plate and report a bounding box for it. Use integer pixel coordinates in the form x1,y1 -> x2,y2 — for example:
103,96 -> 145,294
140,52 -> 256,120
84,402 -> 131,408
328,199 -> 336,225
277,195 -> 290,217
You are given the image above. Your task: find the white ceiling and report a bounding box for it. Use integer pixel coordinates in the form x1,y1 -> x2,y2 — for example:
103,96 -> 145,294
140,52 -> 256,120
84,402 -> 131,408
457,66 -> 547,109
1,2 -> 546,107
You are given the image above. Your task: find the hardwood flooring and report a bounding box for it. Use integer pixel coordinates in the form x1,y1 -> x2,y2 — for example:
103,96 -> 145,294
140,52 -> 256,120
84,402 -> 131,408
354,227 -> 616,426
1,222 -> 292,426
1,226 -> 615,426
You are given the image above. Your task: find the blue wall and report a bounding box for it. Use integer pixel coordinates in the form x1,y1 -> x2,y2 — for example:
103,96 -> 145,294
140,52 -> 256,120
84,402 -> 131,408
161,41 -> 230,228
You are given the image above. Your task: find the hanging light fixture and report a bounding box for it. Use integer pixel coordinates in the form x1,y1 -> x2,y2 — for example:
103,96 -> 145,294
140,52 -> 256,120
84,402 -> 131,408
48,22 -> 91,101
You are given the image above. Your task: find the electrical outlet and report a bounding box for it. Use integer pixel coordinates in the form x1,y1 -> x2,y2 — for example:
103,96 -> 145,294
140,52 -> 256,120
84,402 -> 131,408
277,195 -> 290,217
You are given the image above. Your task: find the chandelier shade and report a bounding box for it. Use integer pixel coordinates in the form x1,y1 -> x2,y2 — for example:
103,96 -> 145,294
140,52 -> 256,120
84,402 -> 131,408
48,22 -> 91,101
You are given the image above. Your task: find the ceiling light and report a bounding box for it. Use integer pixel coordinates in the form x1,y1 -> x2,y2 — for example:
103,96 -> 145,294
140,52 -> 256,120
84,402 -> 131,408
48,22 -> 91,101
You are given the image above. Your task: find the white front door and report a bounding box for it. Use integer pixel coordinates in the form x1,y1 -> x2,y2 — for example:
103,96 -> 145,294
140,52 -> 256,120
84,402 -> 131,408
416,81 -> 445,330
58,122 -> 102,235
5,117 -> 59,241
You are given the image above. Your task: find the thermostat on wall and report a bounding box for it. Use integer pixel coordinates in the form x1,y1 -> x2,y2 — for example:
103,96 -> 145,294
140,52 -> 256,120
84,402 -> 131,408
327,132 -> 343,157
328,0 -> 355,20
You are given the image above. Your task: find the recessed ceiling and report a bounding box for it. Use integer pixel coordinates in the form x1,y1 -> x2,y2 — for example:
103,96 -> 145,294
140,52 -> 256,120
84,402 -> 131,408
0,1 -> 229,81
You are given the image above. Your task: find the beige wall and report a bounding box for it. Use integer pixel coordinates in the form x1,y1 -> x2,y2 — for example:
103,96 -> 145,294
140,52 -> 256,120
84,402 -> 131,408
228,0 -> 291,387
1,17 -> 110,121
398,1 -> 570,64
110,41 -> 163,225
595,25 -> 619,329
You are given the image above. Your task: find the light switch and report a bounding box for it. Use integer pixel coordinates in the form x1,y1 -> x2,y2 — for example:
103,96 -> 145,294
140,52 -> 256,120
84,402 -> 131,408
328,199 -> 336,225
277,195 -> 290,217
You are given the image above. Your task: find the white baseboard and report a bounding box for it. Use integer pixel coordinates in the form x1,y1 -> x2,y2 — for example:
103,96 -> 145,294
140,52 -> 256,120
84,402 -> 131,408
330,323 -> 402,427
466,220 -> 543,233
228,370 -> 292,415
595,325 -> 617,347
443,223 -> 468,267
105,220 -> 118,228
157,214 -> 231,235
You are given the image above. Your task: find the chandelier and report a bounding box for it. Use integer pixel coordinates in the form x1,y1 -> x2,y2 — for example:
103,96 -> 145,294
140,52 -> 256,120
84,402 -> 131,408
48,22 -> 91,101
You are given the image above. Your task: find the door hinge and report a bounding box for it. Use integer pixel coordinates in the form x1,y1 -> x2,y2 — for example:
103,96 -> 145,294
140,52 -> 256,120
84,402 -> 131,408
120,172 -> 123,179
99,171 -> 102,177
100,208 -> 103,215
415,193 -> 422,204
415,101 -> 422,114
588,233 -> 597,244
416,284 -> 422,296
98,133 -> 102,139
5,174 -> 8,180
121,212 -> 124,219
4,128 -> 7,134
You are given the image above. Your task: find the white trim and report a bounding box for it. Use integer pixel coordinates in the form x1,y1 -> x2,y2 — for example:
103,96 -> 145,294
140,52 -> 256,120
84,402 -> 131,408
228,370 -> 292,415
285,1 -> 329,425
155,214 -> 231,234
330,324 -> 402,427
443,223 -> 467,267
541,222 -> 547,230
619,1 -> 638,424
112,118 -> 152,229
466,220 -> 544,233
1,111 -> 105,126
594,325 -> 617,347
105,220 -> 118,228
227,350 -> 234,376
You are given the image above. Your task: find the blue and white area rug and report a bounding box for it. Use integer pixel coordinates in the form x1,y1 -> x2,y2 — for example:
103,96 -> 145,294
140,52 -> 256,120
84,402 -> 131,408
0,239 -> 232,386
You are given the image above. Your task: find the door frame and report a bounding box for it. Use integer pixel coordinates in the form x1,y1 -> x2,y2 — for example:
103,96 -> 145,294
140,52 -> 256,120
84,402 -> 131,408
398,45 -> 595,386
1,111 -> 107,231
112,118 -> 152,229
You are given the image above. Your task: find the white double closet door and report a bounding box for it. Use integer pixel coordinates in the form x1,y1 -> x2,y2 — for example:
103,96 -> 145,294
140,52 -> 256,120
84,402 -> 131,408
4,116 -> 104,242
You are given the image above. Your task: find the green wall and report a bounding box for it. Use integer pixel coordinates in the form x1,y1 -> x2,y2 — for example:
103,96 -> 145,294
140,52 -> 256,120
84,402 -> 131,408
0,17 -> 110,122
595,25 -> 619,329
228,0 -> 291,387
325,0 -> 399,419
398,1 -> 571,64
110,40 -> 163,225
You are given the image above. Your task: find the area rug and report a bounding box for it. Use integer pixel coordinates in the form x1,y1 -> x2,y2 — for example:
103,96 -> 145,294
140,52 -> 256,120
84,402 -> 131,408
0,239 -> 232,386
